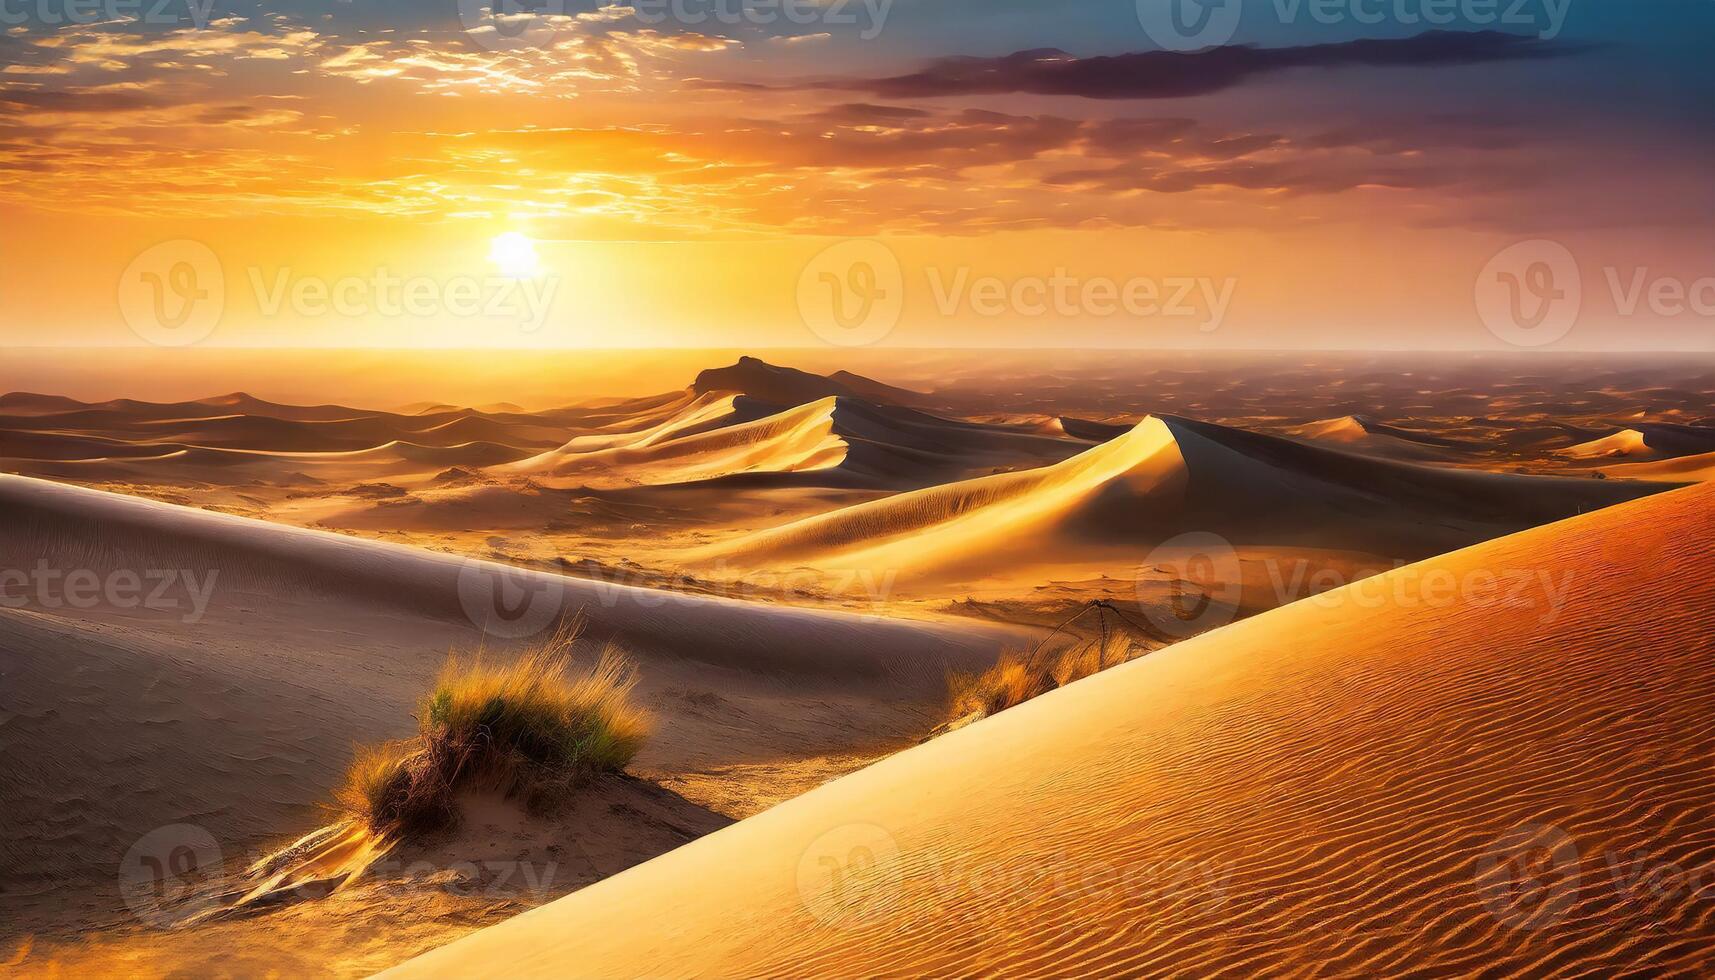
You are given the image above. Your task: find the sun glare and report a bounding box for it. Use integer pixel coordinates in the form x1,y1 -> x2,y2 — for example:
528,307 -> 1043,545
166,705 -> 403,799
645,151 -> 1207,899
489,231 -> 540,278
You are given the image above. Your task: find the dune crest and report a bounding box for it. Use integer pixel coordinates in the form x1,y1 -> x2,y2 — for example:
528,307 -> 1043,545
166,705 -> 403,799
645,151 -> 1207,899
508,393 -> 1080,490
697,414 -> 1661,584
1557,422 -> 1715,461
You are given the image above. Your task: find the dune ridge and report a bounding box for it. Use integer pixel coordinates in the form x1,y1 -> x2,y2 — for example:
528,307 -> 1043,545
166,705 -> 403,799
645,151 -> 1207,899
387,481 -> 1715,978
0,475 -> 1014,681
698,414 -> 1663,581
510,394 -> 1079,489
1557,422 -> 1715,461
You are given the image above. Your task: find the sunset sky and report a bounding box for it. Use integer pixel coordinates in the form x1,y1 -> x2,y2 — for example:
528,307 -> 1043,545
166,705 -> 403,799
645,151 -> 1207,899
2,0 -> 1711,350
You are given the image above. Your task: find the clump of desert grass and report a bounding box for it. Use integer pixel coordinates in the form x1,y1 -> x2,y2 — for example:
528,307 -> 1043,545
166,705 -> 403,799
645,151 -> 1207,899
942,635 -> 1146,732
336,617 -> 652,839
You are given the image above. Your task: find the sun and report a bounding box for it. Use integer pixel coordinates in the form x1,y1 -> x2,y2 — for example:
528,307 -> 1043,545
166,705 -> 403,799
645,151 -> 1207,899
488,231 -> 540,278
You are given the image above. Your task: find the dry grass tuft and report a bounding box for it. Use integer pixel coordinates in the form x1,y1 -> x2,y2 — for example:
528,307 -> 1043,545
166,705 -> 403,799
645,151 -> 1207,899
945,635 -> 1146,729
336,617 -> 652,838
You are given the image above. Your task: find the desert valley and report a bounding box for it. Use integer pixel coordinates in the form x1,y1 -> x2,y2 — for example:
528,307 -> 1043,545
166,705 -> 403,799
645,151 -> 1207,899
2,350 -> 1712,975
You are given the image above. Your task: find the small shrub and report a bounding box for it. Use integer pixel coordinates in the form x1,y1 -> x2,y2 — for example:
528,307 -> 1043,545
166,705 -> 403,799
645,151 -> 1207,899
337,618 -> 652,838
944,635 -> 1144,729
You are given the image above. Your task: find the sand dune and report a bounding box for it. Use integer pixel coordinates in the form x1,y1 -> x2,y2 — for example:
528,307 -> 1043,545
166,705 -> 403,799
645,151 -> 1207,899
3,440 -> 534,487
510,394 -> 1080,490
0,473 -> 1024,947
1286,413 -> 1478,461
0,475 -> 1012,682
389,481 -> 1715,978
1600,449 -> 1715,483
1557,422 -> 1715,461
699,414 -> 1661,585
1034,416 -> 1132,442
689,356 -> 932,408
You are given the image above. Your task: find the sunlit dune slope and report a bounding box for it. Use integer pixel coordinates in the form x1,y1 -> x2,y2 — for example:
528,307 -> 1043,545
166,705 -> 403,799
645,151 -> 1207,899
508,394 -> 1080,490
388,482 -> 1715,978
1602,449 -> 1715,483
1557,422 -> 1715,462
698,414 -> 1661,582
1285,413 -> 1478,461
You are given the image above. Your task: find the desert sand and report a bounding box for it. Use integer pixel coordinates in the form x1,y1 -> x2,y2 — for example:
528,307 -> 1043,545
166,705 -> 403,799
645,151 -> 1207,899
388,481 -> 1715,978
3,351 -> 1711,975
0,473 -> 1024,973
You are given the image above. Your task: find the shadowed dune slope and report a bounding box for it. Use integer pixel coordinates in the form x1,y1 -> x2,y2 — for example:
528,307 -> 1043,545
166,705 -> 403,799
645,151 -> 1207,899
388,482 -> 1715,978
699,414 -> 1662,579
0,475 -> 1016,683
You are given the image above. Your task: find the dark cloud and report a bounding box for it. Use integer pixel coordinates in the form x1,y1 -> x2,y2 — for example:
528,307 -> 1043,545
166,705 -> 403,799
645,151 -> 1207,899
833,31 -> 1581,100
0,88 -> 163,114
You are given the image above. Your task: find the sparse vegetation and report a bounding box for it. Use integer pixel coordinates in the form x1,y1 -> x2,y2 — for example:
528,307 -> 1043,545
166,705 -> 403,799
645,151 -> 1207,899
336,618 -> 651,838
943,635 -> 1146,730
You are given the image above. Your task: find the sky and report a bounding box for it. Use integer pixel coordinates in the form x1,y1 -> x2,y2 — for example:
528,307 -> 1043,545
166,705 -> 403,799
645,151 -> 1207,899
1,0 -> 1712,351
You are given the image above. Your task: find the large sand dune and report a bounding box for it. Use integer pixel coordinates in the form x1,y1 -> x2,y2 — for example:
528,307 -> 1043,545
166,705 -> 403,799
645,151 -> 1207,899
389,481 -> 1715,978
0,474 -> 1024,943
699,414 -> 1662,585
